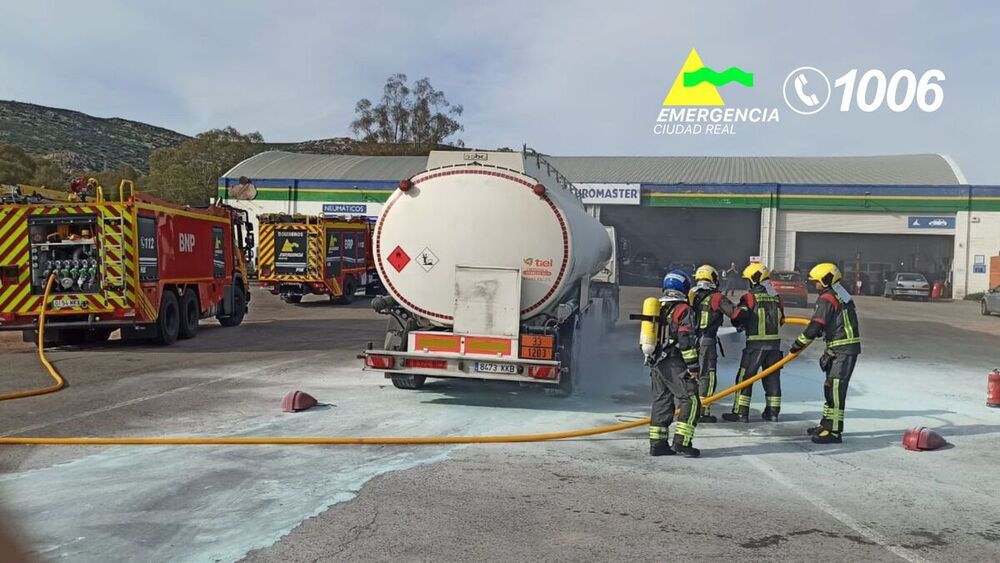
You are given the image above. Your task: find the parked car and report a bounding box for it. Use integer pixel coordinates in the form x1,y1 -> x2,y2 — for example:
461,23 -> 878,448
770,270 -> 809,307
883,272 -> 930,301
981,285 -> 1000,316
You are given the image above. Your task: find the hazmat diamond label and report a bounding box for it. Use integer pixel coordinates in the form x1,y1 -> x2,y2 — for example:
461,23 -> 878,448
417,247 -> 439,272
387,245 -> 411,272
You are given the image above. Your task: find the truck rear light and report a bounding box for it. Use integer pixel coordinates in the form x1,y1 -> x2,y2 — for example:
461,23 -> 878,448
398,179 -> 413,192
403,358 -> 448,370
0,312 -> 14,323
365,355 -> 395,369
1,265 -> 18,284
527,365 -> 557,379
311,282 -> 326,291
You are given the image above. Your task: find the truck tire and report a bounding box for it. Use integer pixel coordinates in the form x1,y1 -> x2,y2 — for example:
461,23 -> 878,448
56,329 -> 87,347
333,278 -> 356,305
179,289 -> 200,339
86,328 -> 114,343
281,294 -> 303,304
391,374 -> 426,390
219,285 -> 247,327
154,291 -> 181,345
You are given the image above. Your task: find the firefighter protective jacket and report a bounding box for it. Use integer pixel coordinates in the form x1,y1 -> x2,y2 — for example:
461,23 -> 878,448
794,289 -> 862,355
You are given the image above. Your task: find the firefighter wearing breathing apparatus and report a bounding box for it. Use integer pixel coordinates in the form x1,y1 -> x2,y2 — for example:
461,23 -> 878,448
722,263 -> 785,423
688,264 -> 737,423
789,263 -> 862,444
641,270 -> 702,458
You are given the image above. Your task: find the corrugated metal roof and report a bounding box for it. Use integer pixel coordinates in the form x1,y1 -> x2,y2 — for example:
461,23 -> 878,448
222,151 -> 965,185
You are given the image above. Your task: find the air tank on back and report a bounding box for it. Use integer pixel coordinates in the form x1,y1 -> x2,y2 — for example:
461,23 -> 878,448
374,150 -> 611,325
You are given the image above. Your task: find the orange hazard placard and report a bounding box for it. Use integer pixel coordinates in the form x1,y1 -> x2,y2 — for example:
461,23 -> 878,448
519,334 -> 554,360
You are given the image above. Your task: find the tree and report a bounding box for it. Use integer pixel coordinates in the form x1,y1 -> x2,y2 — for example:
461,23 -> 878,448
30,156 -> 68,188
350,74 -> 464,152
146,127 -> 265,205
0,144 -> 36,184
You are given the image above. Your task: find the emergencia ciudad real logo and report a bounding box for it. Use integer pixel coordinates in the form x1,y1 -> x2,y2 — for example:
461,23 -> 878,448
654,48 -> 946,136
653,48 -> 779,136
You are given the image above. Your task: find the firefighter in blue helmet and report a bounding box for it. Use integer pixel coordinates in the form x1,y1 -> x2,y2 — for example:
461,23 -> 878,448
790,263 -> 862,444
722,263 -> 785,423
646,270 -> 702,457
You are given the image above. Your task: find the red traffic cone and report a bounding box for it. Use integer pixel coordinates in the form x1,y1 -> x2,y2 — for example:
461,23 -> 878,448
282,390 -> 318,412
902,427 -> 947,451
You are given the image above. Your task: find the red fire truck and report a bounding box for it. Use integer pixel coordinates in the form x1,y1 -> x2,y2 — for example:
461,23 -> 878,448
257,214 -> 378,304
0,181 -> 254,345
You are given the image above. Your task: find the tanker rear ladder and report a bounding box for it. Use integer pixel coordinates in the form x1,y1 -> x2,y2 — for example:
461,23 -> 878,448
522,145 -> 581,201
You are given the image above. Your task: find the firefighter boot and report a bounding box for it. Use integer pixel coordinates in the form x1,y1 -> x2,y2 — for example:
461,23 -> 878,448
721,411 -> 749,423
698,406 -> 717,423
811,429 -> 842,444
672,435 -> 701,458
649,440 -> 676,456
761,406 -> 780,421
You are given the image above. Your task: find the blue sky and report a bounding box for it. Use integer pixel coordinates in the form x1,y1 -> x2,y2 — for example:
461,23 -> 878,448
1,1 -> 998,182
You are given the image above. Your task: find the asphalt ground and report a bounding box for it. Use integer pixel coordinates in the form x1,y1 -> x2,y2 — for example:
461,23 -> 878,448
1,286 -> 998,561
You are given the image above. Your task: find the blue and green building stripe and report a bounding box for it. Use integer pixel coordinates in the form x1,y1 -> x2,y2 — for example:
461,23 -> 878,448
218,178 -> 1000,213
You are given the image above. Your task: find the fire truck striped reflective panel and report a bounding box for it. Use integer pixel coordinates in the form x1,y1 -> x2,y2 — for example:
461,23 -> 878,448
258,224 -> 275,278
0,207 -> 30,314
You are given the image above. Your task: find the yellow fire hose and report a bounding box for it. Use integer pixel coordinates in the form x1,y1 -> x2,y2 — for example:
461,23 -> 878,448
0,289 -> 809,445
0,275 -> 63,402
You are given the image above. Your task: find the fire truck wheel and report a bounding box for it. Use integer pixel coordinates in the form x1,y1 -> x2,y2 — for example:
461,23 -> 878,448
390,375 -> 426,390
179,289 -> 200,339
154,291 -> 181,345
56,329 -> 87,346
85,328 -> 114,343
219,286 -> 247,327
333,278 -> 356,305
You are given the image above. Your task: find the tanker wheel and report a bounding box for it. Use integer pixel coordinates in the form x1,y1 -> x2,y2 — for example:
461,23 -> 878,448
154,291 -> 181,345
178,289 -> 200,339
390,374 -> 426,390
219,286 -> 247,327
281,294 -> 303,304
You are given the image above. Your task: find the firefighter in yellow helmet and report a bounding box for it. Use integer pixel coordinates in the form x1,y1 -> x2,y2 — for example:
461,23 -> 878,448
789,263 -> 862,444
722,263 -> 785,423
688,264 -> 737,422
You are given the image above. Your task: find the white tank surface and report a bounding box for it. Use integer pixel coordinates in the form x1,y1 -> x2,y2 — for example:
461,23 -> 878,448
374,150 -> 611,324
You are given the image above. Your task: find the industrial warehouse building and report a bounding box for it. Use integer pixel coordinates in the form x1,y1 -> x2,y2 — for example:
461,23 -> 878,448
220,151 -> 1000,298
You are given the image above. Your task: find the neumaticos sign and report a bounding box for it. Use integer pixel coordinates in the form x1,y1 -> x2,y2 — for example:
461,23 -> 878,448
572,183 -> 641,205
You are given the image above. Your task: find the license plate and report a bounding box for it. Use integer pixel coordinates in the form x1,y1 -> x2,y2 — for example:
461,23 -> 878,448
474,361 -> 518,374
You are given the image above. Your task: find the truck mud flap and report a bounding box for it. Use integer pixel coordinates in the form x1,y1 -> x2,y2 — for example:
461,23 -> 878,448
222,284 -> 234,315
120,324 -> 156,341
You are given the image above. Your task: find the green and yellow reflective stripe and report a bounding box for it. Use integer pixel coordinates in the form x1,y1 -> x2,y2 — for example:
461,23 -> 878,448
732,368 -> 746,411
649,425 -> 668,439
830,337 -> 861,347
681,348 -> 698,361
832,379 -> 842,432
737,395 -> 751,407
796,334 -> 811,346
842,310 -> 855,340
748,334 -> 782,341
766,396 -> 782,407
700,310 -> 709,329
757,308 -> 766,337
707,369 -> 716,396
675,421 -> 695,439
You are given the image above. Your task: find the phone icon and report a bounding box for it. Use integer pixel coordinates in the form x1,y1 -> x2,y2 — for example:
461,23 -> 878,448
794,74 -> 819,107
783,67 -> 830,115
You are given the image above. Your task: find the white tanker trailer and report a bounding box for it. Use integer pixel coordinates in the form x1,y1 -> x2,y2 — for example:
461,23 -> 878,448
362,149 -> 618,396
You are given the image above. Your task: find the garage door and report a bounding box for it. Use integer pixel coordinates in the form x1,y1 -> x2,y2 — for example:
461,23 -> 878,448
795,232 -> 953,294
602,207 -> 761,287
